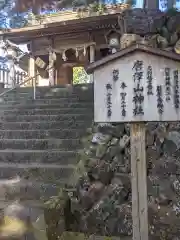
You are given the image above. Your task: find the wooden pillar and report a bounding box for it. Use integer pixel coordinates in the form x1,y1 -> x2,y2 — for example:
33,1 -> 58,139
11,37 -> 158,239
48,41 -> 56,86
66,66 -> 73,84
9,59 -> 15,88
57,64 -> 73,85
55,53 -> 73,85
131,123 -> 148,240
49,50 -> 56,86
28,55 -> 36,87
145,0 -> 159,9
89,45 -> 95,83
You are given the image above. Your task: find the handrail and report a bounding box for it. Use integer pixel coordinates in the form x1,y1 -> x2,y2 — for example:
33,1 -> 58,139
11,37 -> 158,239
0,66 -> 53,100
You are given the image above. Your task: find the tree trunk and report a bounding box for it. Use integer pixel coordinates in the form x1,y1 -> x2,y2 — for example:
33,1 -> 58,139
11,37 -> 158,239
32,0 -> 41,15
32,5 -> 41,14
143,0 -> 146,8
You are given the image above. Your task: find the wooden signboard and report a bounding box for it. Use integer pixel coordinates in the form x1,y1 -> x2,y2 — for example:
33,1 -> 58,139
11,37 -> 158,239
87,44 -> 180,240
90,48 -> 180,123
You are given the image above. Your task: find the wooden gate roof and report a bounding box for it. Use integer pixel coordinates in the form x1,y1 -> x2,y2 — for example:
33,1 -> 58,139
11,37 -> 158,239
0,13 -> 119,44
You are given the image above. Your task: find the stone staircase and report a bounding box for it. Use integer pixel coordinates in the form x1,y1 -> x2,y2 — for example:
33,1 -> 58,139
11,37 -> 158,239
0,84 -> 94,205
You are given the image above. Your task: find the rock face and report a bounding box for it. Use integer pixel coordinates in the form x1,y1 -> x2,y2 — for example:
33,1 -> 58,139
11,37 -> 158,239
122,8 -> 166,35
66,121 -> 180,240
119,9 -> 180,54
68,123 -> 132,237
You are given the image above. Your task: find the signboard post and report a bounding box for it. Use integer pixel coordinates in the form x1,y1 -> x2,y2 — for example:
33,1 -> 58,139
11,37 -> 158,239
87,44 -> 180,240
131,123 -> 148,240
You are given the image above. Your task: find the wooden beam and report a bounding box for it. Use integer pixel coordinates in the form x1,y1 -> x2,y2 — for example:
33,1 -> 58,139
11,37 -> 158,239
89,45 -> 95,83
131,123 -> 148,240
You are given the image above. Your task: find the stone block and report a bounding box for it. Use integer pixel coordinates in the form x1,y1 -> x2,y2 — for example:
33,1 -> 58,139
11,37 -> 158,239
0,129 -> 85,139
2,113 -> 93,122
0,150 -> 78,165
0,139 -> 81,150
0,166 -> 74,184
123,9 -> 165,35
1,120 -> 92,130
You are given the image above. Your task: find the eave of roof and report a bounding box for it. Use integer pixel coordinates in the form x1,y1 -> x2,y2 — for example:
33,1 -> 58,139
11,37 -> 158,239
86,44 -> 180,74
0,13 -> 119,44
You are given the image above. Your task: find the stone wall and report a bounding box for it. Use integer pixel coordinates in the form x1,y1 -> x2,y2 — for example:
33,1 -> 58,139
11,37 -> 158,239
69,123 -> 132,237
119,8 -> 180,53
67,122 -> 180,240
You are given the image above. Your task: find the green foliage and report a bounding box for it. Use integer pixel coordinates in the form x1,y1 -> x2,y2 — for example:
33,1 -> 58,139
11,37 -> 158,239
68,129 -> 93,185
87,2 -> 107,14
44,188 -> 68,209
125,0 -> 136,6
59,232 -> 87,240
73,67 -> 90,84
166,7 -> 179,17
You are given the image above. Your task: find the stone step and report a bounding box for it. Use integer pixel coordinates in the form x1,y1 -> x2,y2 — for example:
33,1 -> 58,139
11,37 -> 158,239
0,150 -> 79,165
2,87 -> 93,96
1,94 -> 30,100
1,83 -> 93,95
1,83 -> 93,93
0,129 -> 86,139
0,139 -> 81,150
1,86 -> 93,103
0,182 -> 60,201
0,102 -> 93,109
2,108 -> 92,115
0,120 -> 92,130
2,94 -> 93,101
35,88 -> 93,97
0,163 -> 75,185
2,114 -> 93,122
0,163 -> 76,201
2,95 -> 33,101
1,98 -> 93,105
1,90 -> 30,95
0,200 -> 43,209
2,96 -> 83,101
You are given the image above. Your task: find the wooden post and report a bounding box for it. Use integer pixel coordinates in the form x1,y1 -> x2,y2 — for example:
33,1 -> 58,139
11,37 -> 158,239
28,54 -> 36,87
131,123 -> 148,240
9,59 -> 15,88
28,41 -> 36,87
49,49 -> 56,86
89,44 -> 95,83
